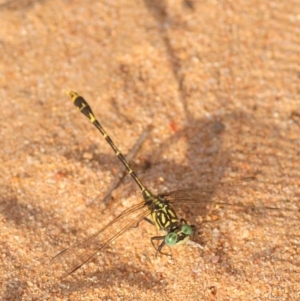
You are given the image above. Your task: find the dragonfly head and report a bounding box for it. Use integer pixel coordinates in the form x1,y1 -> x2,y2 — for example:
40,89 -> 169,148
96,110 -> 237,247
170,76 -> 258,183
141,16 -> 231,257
164,224 -> 193,246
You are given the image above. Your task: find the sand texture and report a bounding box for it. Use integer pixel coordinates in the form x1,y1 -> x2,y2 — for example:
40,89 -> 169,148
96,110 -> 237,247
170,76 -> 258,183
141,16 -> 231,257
1,0 -> 300,300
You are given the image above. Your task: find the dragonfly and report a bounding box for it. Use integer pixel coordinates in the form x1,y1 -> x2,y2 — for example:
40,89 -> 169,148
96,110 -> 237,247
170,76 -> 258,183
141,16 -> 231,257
51,92 -> 286,278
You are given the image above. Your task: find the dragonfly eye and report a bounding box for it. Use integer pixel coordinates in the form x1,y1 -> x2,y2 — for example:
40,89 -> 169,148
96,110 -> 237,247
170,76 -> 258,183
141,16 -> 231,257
165,232 -> 178,246
181,224 -> 192,236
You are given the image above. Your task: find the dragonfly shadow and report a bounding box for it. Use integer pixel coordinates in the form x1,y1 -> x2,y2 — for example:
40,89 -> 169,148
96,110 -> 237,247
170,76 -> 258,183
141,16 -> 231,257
143,0 -> 299,207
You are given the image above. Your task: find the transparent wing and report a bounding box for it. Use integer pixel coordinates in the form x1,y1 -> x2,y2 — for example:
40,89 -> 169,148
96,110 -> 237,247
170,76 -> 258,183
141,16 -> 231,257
161,177 -> 298,213
161,177 -> 254,204
51,201 -> 150,278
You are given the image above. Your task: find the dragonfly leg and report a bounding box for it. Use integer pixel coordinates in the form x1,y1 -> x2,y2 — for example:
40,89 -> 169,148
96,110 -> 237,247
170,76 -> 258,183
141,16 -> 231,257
144,217 -> 155,226
150,235 -> 171,256
132,217 -> 155,229
190,225 -> 196,241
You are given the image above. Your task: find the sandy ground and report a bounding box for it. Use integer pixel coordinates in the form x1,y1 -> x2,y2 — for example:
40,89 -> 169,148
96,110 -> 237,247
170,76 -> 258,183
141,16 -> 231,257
1,0 -> 300,300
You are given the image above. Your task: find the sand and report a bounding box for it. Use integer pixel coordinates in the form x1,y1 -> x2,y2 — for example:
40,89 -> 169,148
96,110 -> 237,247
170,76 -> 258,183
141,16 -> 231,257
1,0 -> 299,300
